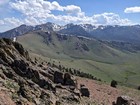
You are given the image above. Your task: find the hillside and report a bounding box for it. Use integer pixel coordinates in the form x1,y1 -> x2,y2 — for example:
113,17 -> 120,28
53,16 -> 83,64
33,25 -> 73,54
18,31 -> 125,61
17,31 -> 140,88
0,22 -> 140,88
0,38 -> 140,105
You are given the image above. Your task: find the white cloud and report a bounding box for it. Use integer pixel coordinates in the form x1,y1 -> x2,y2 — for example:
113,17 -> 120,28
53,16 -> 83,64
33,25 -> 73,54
0,17 -> 23,26
0,20 -> 4,25
10,0 -> 51,17
24,17 -> 40,25
0,17 -> 23,32
93,13 -> 131,25
0,0 -> 132,32
10,0 -> 83,17
64,5 -> 82,15
51,1 -> 63,11
124,6 -> 140,13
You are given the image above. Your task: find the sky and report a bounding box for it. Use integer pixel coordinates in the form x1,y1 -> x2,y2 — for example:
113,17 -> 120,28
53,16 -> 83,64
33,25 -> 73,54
0,0 -> 140,32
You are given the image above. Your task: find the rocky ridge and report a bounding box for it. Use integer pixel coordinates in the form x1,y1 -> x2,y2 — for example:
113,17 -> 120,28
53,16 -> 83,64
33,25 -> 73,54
0,38 -> 83,105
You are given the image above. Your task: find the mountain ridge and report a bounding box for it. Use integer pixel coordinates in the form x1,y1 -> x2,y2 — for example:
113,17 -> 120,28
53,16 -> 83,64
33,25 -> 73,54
1,22 -> 140,44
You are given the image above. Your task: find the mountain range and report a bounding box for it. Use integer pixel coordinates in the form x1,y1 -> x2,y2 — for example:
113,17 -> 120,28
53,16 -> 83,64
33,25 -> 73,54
1,22 -> 140,44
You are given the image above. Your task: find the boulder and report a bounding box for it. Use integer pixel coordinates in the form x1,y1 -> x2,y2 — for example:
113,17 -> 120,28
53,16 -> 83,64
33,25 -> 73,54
73,89 -> 81,98
54,71 -> 63,84
18,83 -> 30,99
13,60 -> 28,70
115,96 -> 138,105
0,49 -> 13,64
64,73 -> 75,86
2,38 -> 13,45
12,60 -> 28,77
62,94 -> 79,102
55,101 -> 61,105
80,86 -> 90,97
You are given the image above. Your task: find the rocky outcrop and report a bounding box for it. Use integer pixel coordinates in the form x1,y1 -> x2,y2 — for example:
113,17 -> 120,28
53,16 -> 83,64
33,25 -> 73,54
13,42 -> 30,60
0,38 -> 30,69
114,96 -> 138,105
54,71 -> 76,86
64,73 -> 75,86
0,38 -> 82,105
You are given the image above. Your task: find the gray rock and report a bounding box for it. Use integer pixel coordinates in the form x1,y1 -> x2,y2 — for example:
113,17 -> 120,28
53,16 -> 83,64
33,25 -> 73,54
54,71 -> 63,84
80,86 -> 90,97
115,96 -> 138,105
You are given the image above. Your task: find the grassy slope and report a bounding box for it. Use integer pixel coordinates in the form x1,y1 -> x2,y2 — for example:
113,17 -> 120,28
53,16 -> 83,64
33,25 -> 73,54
17,31 -> 140,88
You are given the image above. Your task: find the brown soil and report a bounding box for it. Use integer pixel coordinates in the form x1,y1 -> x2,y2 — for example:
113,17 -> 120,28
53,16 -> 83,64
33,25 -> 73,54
77,77 -> 121,105
0,91 -> 15,105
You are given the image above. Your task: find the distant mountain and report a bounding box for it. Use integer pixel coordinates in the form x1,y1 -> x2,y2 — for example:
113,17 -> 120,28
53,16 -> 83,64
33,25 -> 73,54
35,22 -> 61,31
0,22 -> 140,44
0,22 -> 61,38
85,25 -> 140,43
0,24 -> 34,38
58,23 -> 90,37
58,24 -> 140,44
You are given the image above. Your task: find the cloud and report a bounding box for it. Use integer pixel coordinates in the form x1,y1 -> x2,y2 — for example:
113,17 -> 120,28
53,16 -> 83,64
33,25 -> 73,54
10,0 -> 83,17
0,17 -> 23,26
64,5 -> 82,15
0,17 -> 23,32
51,1 -> 63,11
10,0 -> 51,17
124,6 -> 140,13
0,0 -> 132,32
93,13 -> 131,25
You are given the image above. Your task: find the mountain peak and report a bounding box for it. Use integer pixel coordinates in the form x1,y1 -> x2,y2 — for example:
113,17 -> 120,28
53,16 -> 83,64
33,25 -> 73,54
1,22 -> 140,44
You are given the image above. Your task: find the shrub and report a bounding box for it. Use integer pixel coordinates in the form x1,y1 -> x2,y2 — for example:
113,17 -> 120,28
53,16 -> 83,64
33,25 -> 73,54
138,86 -> 140,90
111,80 -> 117,88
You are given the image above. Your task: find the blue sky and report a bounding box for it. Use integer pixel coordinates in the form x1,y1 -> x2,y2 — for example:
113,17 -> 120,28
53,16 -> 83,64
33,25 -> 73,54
0,0 -> 140,32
